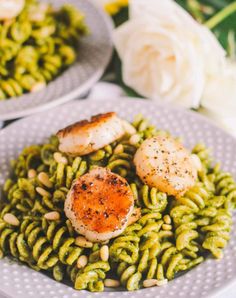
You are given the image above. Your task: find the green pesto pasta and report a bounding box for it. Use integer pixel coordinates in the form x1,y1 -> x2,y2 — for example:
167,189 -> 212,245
0,0 -> 87,100
0,115 -> 236,293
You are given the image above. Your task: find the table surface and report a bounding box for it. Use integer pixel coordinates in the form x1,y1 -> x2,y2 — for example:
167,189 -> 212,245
0,83 -> 235,298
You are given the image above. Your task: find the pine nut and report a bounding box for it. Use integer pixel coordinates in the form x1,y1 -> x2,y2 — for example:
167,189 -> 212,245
36,187 -> 51,197
77,255 -> 88,269
44,211 -> 60,221
122,120 -> 136,135
114,144 -> 124,155
53,152 -> 68,164
104,279 -> 120,288
3,213 -> 20,226
128,207 -> 141,226
38,172 -> 53,188
143,279 -> 159,288
31,82 -> 46,93
100,245 -> 109,261
129,134 -> 141,145
191,154 -> 202,171
163,215 -> 171,224
156,279 -> 168,286
75,236 -> 93,248
28,169 -> 37,179
162,224 -> 172,231
217,251 -> 223,259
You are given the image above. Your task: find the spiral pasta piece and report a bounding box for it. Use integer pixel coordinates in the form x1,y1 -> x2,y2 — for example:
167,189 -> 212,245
214,171 -> 236,209
73,261 -> 110,291
202,209 -> 232,259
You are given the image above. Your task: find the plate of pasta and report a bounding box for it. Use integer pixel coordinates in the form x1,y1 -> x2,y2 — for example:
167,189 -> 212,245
0,98 -> 236,298
0,0 -> 113,121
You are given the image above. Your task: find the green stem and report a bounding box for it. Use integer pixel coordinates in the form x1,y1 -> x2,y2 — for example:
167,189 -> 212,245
205,1 -> 236,29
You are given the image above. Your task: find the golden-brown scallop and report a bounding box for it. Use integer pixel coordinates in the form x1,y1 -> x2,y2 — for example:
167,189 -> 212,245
134,136 -> 198,197
56,112 -> 125,156
64,167 -> 134,242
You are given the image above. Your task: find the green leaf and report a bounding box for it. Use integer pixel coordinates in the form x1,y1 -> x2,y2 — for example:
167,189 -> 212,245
203,0 -> 233,10
112,7 -> 129,27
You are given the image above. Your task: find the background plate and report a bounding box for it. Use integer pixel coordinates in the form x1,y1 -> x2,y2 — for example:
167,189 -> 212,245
0,0 -> 113,121
0,98 -> 236,298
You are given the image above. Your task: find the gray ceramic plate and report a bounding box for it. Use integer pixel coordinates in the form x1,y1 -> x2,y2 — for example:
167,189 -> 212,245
0,0 -> 113,121
0,98 -> 236,298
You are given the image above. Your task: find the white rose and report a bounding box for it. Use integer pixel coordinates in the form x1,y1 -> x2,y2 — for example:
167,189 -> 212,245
113,0 -> 225,108
202,60 -> 236,116
0,0 -> 25,20
201,60 -> 236,136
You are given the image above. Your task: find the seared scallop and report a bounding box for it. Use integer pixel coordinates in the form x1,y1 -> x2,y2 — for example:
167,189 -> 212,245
57,112 -> 125,156
134,136 -> 198,197
64,167 -> 134,242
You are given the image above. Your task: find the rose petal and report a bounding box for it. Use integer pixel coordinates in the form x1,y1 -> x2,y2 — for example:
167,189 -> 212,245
202,61 -> 236,117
